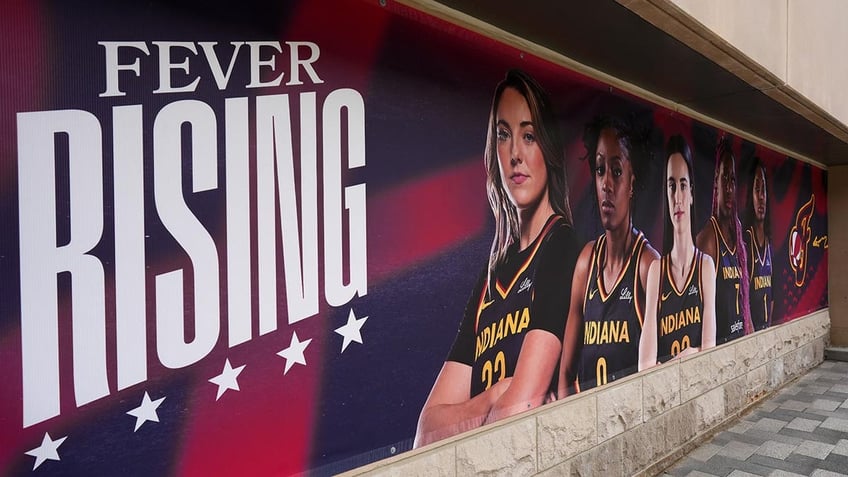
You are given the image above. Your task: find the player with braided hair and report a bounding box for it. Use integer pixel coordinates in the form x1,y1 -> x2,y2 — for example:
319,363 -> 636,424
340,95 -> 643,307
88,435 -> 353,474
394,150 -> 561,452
695,134 -> 753,344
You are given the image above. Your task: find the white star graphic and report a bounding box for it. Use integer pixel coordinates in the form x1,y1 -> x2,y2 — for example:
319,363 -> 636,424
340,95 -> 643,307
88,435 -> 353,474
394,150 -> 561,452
25,432 -> 67,470
127,391 -> 166,432
277,331 -> 312,375
335,309 -> 368,353
209,359 -> 246,401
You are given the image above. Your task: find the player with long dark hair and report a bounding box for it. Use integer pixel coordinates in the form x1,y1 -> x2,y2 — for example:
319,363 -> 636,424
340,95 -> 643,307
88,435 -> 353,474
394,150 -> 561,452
558,115 -> 659,396
744,158 -> 773,330
415,69 -> 580,447
639,135 -> 716,369
695,135 -> 753,344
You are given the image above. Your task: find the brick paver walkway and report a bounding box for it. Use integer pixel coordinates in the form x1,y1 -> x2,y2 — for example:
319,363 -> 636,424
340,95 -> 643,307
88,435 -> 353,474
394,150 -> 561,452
662,360 -> 848,477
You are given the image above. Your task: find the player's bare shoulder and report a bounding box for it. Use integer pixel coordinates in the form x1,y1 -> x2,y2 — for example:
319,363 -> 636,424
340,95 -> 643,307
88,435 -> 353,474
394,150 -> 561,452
696,221 -> 718,263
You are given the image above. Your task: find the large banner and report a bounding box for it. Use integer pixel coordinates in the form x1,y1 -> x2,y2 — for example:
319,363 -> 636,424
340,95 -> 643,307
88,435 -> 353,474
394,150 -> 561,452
0,0 -> 828,475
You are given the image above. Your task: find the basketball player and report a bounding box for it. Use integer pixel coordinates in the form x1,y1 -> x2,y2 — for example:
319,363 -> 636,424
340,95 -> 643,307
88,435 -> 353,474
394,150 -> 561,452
744,158 -> 773,330
414,70 -> 580,447
639,135 -> 716,370
558,116 -> 659,396
695,135 -> 753,344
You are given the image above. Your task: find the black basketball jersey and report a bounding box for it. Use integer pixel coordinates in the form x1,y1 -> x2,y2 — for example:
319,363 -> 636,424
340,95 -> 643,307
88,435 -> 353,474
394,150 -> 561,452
577,231 -> 647,391
447,216 -> 574,398
710,217 -> 744,344
656,250 -> 705,363
746,227 -> 773,331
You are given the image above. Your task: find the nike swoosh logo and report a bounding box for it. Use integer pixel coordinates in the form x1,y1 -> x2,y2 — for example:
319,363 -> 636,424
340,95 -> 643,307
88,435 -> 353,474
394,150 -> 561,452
662,291 -> 673,301
721,249 -> 729,257
589,288 -> 599,300
480,300 -> 495,311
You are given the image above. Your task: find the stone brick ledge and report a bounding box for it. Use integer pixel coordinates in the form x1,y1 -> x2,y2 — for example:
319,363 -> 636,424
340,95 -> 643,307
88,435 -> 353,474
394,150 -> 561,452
342,309 -> 830,477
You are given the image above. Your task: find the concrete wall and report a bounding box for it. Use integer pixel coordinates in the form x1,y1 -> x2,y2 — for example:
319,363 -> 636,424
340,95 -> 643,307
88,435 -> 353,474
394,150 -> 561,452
672,0 -> 848,129
829,166 -> 848,346
786,0 -> 848,127
344,310 -> 829,476
671,0 -> 788,83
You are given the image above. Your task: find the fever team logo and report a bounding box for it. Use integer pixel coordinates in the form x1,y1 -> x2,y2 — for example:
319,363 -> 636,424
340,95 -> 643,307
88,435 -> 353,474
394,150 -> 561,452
789,195 -> 814,287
